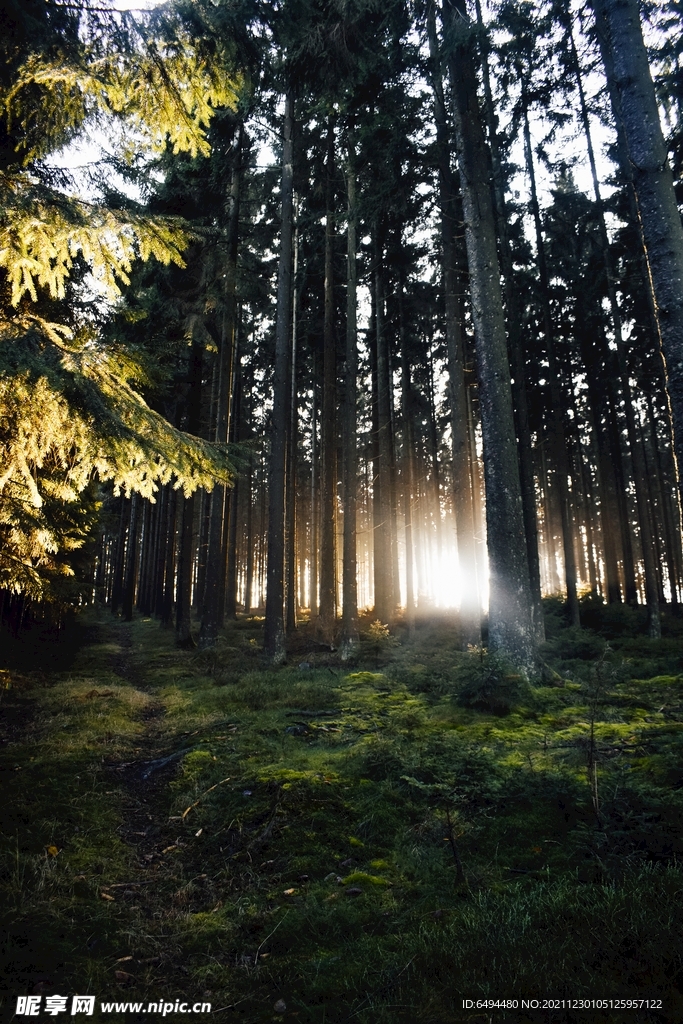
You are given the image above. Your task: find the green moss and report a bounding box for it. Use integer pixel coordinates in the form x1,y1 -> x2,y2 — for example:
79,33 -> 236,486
341,872 -> 390,887
2,608 -> 683,1022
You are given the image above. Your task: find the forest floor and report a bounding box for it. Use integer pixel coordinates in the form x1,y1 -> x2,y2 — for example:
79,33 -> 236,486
1,601 -> 683,1024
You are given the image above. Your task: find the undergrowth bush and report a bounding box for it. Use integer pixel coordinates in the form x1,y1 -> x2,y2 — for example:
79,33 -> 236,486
455,649 -> 529,715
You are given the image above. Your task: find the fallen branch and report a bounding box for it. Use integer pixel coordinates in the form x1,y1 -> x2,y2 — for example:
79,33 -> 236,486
141,748 -> 196,779
181,777 -> 232,819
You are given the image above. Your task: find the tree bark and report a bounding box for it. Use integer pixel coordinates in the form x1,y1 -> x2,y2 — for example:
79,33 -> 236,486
310,358 -> 319,620
176,337 -> 203,645
286,207 -> 299,634
199,127 -> 242,647
474,0 -> 542,641
567,11 -> 660,634
443,0 -> 535,674
225,357 -> 241,621
521,94 -> 580,628
319,117 -> 337,641
373,229 -> 396,623
265,93 -> 294,662
398,267 -> 415,632
340,137 -> 360,659
122,492 -> 139,622
591,0 -> 683,517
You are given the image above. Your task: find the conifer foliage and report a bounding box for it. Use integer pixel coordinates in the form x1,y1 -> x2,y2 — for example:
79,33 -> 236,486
2,0 -> 682,670
0,0 -> 240,608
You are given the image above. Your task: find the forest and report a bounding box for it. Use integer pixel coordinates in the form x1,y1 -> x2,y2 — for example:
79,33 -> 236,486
1,0 -> 683,1020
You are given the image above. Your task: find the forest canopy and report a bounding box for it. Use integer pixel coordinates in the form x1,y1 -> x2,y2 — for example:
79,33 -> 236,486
0,0 -> 682,670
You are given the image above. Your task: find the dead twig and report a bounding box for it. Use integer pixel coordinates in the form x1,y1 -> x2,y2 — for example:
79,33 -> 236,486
254,910 -> 289,965
181,777 -> 232,819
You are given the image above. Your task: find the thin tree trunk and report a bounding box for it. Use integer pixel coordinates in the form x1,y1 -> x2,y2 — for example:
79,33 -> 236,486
244,407 -> 254,616
225,359 -> 241,621
176,338 -> 203,645
398,272 -> 415,632
310,362 -> 319,619
111,497 -> 129,614
286,210 -> 299,634
199,128 -> 242,647
373,230 -> 396,623
161,487 -> 177,626
265,93 -> 294,662
521,94 -> 580,628
319,117 -> 337,641
122,493 -> 139,622
340,137 -> 359,659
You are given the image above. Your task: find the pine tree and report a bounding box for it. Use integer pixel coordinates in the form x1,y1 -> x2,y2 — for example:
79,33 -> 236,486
442,0 -> 536,674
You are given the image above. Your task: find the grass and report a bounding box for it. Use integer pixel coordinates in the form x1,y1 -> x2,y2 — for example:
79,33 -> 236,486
0,604 -> 682,1022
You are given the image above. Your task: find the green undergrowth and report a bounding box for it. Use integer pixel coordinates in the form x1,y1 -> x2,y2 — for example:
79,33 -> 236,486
1,604 -> 682,1023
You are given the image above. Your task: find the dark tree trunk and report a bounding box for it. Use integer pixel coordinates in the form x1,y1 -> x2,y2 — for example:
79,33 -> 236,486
319,117 -> 337,641
286,216 -> 299,634
244,382 -> 254,616
443,0 -> 535,674
225,359 -> 241,621
568,12 -> 660,634
373,230 -> 396,623
310,360 -> 319,620
136,499 -> 152,615
398,271 -> 415,632
111,497 -> 129,614
122,493 -> 139,622
161,487 -> 177,626
176,338 -> 203,646
340,137 -> 359,659
591,0 -> 683,516
199,127 -> 242,647
521,95 -> 580,628
265,92 -> 294,663
473,0 -> 542,641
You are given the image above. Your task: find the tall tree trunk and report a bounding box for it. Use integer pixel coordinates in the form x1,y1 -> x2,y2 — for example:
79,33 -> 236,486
426,344 -> 444,561
521,94 -> 580,628
398,271 -> 415,632
443,0 -> 535,674
161,487 -> 177,627
136,498 -> 153,615
286,209 -> 299,634
199,127 -> 242,647
319,117 -> 337,641
111,497 -> 129,614
122,493 -> 139,622
340,137 -> 359,659
474,0 -> 543,640
265,93 -> 294,662
373,234 -> 395,623
568,12 -> 660,633
646,391 -> 683,603
578,325 -> 624,604
176,337 -> 203,645
244,385 -> 254,616
370,292 -> 383,617
591,0 -> 683,516
310,361 -> 319,619
225,358 -> 241,621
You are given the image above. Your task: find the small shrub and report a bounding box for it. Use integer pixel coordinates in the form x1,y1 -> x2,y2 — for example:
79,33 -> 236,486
360,621 -> 399,666
455,649 -> 528,715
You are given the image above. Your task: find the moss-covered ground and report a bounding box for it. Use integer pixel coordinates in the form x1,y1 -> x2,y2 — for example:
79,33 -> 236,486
1,600 -> 682,1023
